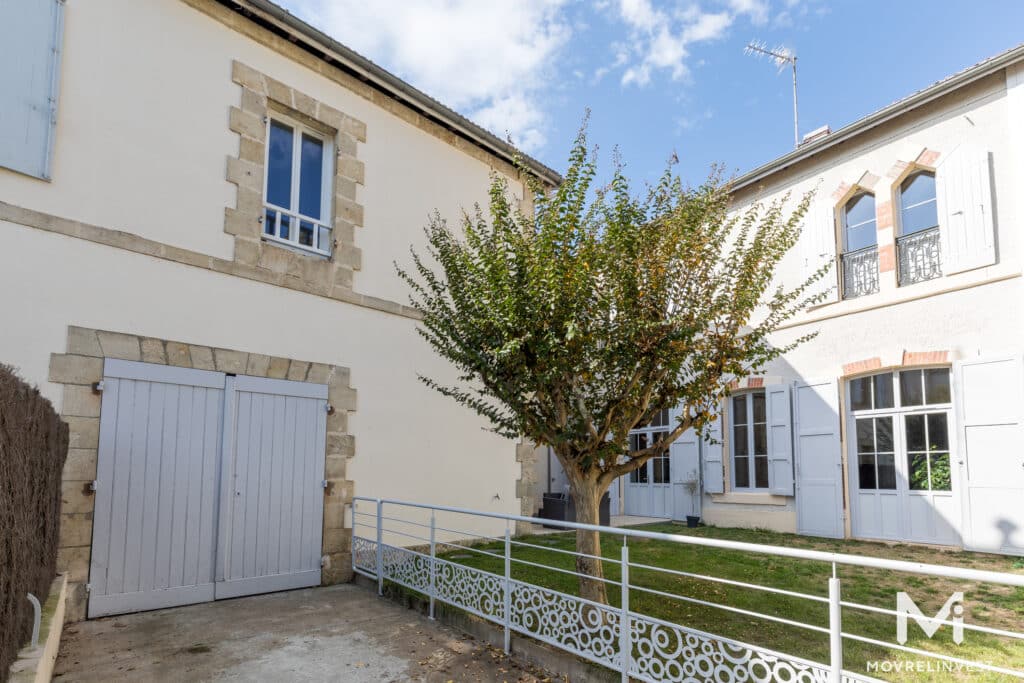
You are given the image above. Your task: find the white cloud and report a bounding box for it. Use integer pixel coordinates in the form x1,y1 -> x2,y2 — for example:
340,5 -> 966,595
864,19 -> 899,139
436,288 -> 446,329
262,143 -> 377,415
611,0 -> 786,88
726,0 -> 770,25
281,0 -> 571,153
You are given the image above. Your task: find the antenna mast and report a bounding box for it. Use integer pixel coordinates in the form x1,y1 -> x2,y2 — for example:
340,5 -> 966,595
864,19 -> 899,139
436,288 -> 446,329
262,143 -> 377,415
745,41 -> 799,149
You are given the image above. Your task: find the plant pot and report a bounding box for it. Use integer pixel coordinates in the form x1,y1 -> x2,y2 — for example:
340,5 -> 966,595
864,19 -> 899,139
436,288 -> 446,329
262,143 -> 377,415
685,515 -> 700,528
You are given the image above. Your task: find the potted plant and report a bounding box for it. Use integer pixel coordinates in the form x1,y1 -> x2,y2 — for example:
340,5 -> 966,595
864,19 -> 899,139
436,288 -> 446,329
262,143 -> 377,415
683,480 -> 700,528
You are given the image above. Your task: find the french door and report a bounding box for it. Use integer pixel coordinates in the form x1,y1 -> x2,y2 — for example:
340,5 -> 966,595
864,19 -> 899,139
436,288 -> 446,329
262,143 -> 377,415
624,410 -> 672,518
848,369 -> 960,546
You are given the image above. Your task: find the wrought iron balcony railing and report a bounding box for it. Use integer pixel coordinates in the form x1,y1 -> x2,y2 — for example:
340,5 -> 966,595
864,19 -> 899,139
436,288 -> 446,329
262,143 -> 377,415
897,226 -> 942,286
841,245 -> 880,300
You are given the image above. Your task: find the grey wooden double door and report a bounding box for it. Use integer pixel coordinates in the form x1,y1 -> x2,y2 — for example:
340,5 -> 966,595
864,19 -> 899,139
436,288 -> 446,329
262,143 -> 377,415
88,359 -> 328,618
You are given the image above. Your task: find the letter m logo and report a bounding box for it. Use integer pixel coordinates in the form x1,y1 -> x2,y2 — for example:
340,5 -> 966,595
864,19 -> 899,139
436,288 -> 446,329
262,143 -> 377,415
896,591 -> 964,644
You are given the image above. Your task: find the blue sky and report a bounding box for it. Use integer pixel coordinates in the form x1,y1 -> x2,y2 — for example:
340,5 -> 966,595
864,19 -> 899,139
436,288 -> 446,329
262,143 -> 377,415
278,0 -> 1024,186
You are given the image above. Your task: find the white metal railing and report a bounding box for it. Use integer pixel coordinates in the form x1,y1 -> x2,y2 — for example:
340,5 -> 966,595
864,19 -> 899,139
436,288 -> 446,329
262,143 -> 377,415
350,497 -> 1024,682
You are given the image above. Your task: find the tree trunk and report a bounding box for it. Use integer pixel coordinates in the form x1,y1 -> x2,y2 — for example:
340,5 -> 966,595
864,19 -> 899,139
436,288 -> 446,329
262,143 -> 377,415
569,475 -> 609,605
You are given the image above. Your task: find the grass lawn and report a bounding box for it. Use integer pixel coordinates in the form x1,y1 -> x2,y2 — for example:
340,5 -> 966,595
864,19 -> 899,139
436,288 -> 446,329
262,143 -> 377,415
437,523 -> 1024,681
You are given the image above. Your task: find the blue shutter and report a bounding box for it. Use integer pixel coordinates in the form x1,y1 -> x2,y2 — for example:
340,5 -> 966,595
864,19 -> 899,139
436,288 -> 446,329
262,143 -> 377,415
701,404 -> 724,494
765,383 -> 794,496
0,0 -> 65,179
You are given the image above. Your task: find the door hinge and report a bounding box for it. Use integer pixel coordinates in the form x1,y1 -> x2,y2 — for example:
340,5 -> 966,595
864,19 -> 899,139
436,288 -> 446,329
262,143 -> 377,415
88,480 -> 98,492
321,479 -> 328,489
325,403 -> 334,415
92,380 -> 104,394
320,556 -> 328,568
85,583 -> 92,593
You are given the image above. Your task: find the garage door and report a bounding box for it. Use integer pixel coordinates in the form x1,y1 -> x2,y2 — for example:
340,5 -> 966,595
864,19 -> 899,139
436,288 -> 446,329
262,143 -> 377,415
88,360 -> 327,618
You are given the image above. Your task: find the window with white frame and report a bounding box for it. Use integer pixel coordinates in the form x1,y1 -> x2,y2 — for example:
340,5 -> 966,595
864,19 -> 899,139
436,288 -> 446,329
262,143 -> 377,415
628,409 -> 670,484
840,192 -> 879,299
263,115 -> 333,256
849,369 -> 952,493
730,391 -> 769,490
896,171 -> 942,286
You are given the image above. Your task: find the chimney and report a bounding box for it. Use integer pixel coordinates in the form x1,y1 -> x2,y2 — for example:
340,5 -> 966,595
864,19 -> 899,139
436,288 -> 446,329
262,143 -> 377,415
801,124 -> 831,145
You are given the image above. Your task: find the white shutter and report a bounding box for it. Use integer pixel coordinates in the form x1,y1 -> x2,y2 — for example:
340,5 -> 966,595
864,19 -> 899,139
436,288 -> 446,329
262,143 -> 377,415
954,355 -> 1024,554
0,0 -> 64,179
766,383 -> 794,496
671,427 -> 700,484
799,200 -> 839,304
701,405 -> 725,494
793,379 -> 844,538
936,145 -> 996,275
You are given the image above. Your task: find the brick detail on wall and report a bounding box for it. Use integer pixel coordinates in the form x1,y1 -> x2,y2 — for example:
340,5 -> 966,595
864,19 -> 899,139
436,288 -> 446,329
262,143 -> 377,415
842,357 -> 883,376
856,171 -> 880,190
902,350 -> 950,366
729,376 -> 765,390
831,181 -> 852,202
915,148 -> 941,168
878,242 -> 896,273
227,60 -> 365,301
49,326 -> 357,621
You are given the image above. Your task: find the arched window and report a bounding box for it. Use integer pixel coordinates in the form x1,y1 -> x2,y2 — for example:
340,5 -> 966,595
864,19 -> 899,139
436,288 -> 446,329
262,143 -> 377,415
897,171 -> 941,285
899,171 -> 938,235
840,192 -> 879,298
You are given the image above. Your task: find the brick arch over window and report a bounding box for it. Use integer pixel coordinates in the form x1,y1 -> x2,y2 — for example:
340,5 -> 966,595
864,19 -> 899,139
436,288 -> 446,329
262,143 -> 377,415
48,326 -> 357,621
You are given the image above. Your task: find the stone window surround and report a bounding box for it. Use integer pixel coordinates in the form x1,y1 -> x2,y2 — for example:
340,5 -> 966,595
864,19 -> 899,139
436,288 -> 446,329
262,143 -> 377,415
49,326 -> 356,621
226,60 -> 365,299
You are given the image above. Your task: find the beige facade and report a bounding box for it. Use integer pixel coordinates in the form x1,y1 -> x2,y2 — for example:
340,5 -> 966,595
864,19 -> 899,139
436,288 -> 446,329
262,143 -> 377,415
0,0 -> 555,620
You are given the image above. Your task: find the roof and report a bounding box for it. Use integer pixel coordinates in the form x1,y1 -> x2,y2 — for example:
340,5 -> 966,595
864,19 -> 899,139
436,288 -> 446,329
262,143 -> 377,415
218,0 -> 563,187
732,42 -> 1024,192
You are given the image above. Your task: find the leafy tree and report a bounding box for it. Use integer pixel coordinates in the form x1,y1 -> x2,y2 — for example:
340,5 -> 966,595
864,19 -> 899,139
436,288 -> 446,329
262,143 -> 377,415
398,126 -> 826,604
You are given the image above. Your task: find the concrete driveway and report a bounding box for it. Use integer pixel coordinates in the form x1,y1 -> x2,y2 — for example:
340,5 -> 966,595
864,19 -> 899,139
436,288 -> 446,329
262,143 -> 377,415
54,584 -> 555,682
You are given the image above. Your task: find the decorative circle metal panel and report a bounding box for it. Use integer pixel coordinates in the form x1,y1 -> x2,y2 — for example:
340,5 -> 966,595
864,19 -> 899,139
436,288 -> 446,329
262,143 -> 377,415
510,580 -> 621,668
630,616 -> 834,683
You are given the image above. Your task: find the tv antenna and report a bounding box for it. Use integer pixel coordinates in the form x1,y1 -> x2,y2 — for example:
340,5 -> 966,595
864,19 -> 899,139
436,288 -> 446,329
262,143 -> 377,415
745,41 -> 799,149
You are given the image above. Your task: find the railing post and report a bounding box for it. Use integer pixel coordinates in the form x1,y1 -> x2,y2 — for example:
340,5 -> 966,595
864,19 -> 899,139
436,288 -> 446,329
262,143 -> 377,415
620,541 -> 630,683
349,502 -> 356,577
429,510 -> 437,620
376,498 -> 384,596
828,565 -> 843,683
503,523 -> 512,654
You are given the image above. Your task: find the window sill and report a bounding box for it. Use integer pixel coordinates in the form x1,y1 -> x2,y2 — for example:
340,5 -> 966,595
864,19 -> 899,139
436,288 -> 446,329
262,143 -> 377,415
261,235 -> 332,260
710,492 -> 790,506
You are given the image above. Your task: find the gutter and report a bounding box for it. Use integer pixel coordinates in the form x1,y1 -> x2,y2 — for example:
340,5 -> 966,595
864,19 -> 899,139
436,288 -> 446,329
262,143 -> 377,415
732,43 -> 1024,192
221,0 -> 563,187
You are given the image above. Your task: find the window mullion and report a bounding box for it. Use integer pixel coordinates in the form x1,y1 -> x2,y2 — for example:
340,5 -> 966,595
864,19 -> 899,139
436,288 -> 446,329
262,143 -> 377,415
923,413 -> 932,491
290,126 -> 301,243
747,394 -> 756,490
